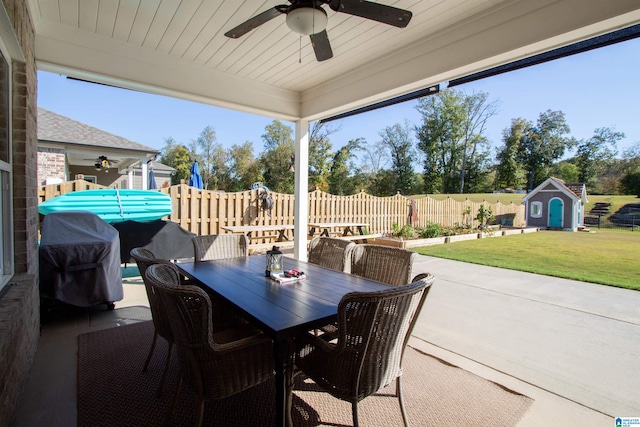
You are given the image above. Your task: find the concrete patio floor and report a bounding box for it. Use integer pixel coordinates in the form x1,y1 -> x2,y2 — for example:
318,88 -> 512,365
13,256 -> 638,426
409,255 -> 639,426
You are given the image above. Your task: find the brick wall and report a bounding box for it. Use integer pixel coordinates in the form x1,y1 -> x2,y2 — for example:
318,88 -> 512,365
0,275 -> 38,425
37,147 -> 66,185
0,0 -> 40,425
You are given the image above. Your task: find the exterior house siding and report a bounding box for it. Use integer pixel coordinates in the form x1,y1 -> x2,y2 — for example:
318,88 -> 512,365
0,1 -> 39,426
527,191 -> 574,228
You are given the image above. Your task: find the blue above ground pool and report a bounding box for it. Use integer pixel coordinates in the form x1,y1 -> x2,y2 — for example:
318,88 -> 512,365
38,189 -> 173,223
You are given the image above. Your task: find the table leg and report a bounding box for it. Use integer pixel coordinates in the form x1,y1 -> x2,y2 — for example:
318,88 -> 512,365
277,229 -> 289,241
274,339 -> 294,427
355,226 -> 368,243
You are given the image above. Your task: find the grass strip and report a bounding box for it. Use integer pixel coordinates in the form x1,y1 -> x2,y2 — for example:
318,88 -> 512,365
413,229 -> 640,290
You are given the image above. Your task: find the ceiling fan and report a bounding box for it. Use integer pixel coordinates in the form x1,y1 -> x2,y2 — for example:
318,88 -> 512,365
224,0 -> 413,62
84,155 -> 118,172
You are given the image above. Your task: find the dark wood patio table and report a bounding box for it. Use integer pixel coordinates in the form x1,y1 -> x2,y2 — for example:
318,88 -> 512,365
176,255 -> 390,427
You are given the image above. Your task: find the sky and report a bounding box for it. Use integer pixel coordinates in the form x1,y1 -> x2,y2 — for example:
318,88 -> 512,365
37,37 -> 640,160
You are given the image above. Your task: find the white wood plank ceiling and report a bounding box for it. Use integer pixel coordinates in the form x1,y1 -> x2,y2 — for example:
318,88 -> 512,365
27,0 -> 640,122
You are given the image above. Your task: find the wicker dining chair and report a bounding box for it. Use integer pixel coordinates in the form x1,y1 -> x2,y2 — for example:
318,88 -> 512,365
191,234 -> 252,330
308,236 -> 356,272
294,274 -> 435,427
130,247 -> 180,395
192,234 -> 249,261
145,263 -> 274,427
350,244 -> 416,286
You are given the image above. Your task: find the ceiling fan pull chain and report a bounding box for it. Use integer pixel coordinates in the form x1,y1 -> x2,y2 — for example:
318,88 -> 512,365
299,34 -> 302,63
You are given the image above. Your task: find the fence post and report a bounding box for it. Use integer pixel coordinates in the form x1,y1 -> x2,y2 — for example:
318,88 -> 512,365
598,213 -> 602,229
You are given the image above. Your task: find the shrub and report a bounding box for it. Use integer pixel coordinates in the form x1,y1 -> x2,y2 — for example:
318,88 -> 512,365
417,222 -> 443,238
390,220 -> 488,239
476,205 -> 494,229
392,223 -> 414,239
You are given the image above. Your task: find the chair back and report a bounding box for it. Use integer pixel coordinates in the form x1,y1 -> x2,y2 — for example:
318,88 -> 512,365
146,263 -> 213,349
130,247 -> 180,341
145,263 -> 214,393
130,247 -> 156,278
350,244 -> 416,286
145,263 -> 274,403
336,274 -> 434,400
308,236 -> 356,272
192,234 -> 248,261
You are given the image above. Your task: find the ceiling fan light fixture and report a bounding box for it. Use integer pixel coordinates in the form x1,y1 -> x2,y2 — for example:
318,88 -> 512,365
286,5 -> 328,35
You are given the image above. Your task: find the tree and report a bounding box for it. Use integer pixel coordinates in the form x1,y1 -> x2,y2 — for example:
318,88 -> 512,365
515,110 -> 576,191
462,139 -> 493,193
495,118 -> 527,190
415,89 -> 496,194
619,143 -> 640,196
209,144 -> 229,190
308,121 -> 339,191
159,137 -> 192,185
622,143 -> 640,172
226,141 -> 262,192
459,91 -> 499,193
416,90 -> 465,193
575,127 -> 623,190
359,139 -> 389,196
378,122 -> 416,195
620,171 -> 640,197
328,139 -> 363,195
260,120 -> 295,193
550,161 -> 580,183
196,126 -> 224,190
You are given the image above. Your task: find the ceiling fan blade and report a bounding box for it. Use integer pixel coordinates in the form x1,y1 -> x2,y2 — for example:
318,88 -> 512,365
329,0 -> 412,28
224,7 -> 284,38
310,30 -> 333,61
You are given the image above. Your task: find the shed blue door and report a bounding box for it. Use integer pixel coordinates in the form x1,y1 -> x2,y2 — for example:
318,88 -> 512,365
549,199 -> 563,228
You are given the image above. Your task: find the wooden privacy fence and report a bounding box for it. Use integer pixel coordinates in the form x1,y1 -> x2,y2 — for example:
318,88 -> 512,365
38,180 -> 106,200
39,181 -> 526,237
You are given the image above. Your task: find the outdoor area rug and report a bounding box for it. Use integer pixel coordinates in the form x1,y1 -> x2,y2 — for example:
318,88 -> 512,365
78,321 -> 532,426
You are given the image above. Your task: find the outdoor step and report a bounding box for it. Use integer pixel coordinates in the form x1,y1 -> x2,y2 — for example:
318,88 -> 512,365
584,217 -> 600,225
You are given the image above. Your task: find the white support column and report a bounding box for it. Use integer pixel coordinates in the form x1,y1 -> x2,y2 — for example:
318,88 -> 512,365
127,169 -> 134,189
140,158 -> 148,190
293,120 -> 309,261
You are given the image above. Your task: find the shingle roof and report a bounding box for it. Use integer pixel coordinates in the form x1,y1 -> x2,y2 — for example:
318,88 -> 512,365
549,177 -> 585,198
564,183 -> 585,198
147,160 -> 175,172
37,107 -> 158,154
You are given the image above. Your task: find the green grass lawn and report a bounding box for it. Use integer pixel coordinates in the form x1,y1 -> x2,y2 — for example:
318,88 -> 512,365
583,195 -> 639,220
413,229 -> 640,290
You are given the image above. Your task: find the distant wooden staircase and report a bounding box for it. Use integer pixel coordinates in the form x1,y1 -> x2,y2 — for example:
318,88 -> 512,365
583,202 -> 611,227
